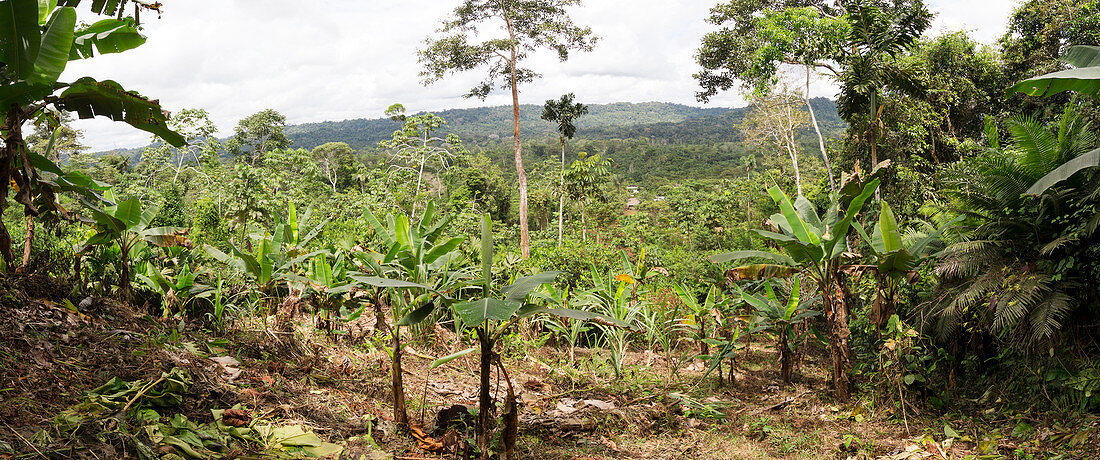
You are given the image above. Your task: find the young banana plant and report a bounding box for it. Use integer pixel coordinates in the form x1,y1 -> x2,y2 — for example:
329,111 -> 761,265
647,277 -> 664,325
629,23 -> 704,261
77,189 -> 192,302
438,214 -> 623,460
738,278 -> 819,383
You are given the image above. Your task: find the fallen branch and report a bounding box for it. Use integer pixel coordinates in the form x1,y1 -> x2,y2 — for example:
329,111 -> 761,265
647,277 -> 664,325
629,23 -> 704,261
761,390 -> 812,412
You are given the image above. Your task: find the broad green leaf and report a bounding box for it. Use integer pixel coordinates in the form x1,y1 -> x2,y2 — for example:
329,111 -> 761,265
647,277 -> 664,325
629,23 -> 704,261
37,0 -> 56,23
768,186 -> 820,245
793,195 -> 822,232
0,0 -> 41,79
452,298 -> 521,325
423,236 -> 463,265
824,179 -> 879,258
29,6 -> 74,85
1025,147 -> 1100,196
1006,66 -> 1100,98
55,77 -> 186,147
784,277 -> 801,319
502,271 -> 560,302
1063,45 -> 1100,68
878,201 -> 902,253
430,346 -> 477,368
709,250 -> 795,266
112,197 -> 142,228
397,302 -> 435,326
363,210 -> 393,247
69,17 -> 145,59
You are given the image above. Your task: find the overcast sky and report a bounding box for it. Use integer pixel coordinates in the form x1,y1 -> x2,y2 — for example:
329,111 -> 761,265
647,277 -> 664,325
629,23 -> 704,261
65,0 -> 1020,151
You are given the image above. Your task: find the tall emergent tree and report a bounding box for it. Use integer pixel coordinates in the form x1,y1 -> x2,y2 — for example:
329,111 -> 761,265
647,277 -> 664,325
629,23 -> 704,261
419,0 -> 597,258
226,109 -> 292,165
696,1 -> 848,189
0,0 -> 184,271
541,93 -> 588,246
741,86 -> 810,195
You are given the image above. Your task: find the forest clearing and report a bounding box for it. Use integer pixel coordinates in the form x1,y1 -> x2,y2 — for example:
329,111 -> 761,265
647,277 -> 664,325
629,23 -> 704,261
2,0 -> 1100,459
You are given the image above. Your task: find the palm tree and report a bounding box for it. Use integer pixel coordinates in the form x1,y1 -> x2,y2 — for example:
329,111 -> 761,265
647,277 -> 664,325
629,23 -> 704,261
840,2 -> 931,171
541,94 -> 589,246
928,106 -> 1099,349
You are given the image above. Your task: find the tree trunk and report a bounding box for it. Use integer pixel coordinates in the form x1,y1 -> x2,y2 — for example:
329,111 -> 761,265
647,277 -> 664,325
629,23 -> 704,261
21,214 -> 34,270
0,107 -> 22,272
476,329 -> 494,459
822,277 -> 852,401
580,199 -> 587,242
558,139 -> 566,246
505,21 -> 530,259
805,65 -> 836,191
392,326 -> 409,430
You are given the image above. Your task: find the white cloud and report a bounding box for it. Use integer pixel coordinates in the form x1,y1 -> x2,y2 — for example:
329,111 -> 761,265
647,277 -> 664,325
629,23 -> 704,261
65,0 -> 1021,151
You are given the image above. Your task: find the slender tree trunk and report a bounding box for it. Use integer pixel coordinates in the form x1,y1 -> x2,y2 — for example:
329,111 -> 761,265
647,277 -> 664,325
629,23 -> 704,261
392,325 -> 409,430
580,199 -> 587,241
476,329 -> 493,458
805,65 -> 836,191
558,138 -> 566,246
0,107 -> 22,272
21,215 -> 34,270
505,19 -> 530,259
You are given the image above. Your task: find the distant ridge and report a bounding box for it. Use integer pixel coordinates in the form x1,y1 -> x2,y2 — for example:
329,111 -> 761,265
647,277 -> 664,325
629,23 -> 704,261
96,99 -> 842,158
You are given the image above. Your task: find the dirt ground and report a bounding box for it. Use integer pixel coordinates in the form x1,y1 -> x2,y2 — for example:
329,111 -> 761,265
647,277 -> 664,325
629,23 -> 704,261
0,279 -> 1098,459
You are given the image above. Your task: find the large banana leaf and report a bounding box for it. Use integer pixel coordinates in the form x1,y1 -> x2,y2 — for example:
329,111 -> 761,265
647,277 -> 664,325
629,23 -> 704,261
502,271 -> 560,302
452,298 -> 522,325
769,186 -> 820,245
0,0 -> 42,79
69,17 -> 144,59
1007,46 -> 1100,98
1064,45 -> 1100,68
1024,147 -> 1100,196
55,77 -> 186,146
29,6 -> 74,85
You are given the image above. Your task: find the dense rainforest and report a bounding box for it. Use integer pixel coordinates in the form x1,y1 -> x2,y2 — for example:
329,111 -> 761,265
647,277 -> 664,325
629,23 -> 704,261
2,0 -> 1100,459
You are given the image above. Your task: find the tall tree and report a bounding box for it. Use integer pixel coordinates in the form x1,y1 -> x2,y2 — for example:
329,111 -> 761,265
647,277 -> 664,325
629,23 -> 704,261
419,0 -> 597,258
696,2 -> 847,189
563,151 -> 610,242
541,93 -> 588,246
379,111 -> 463,211
840,1 -> 931,173
311,141 -> 356,193
226,109 -> 292,165
741,86 -> 810,195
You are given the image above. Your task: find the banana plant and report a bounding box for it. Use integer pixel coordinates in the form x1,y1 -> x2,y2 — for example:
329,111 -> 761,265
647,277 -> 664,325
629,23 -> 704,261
204,224 -> 324,295
350,203 -> 471,432
439,214 -> 621,460
851,201 -> 944,328
531,284 -> 590,363
137,263 -> 203,318
0,0 -> 185,271
739,278 -> 819,383
710,164 -> 884,401
76,190 -> 192,302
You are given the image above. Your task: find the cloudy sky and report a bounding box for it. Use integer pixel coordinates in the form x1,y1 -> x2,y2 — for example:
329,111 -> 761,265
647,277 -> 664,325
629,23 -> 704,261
64,0 -> 1020,151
